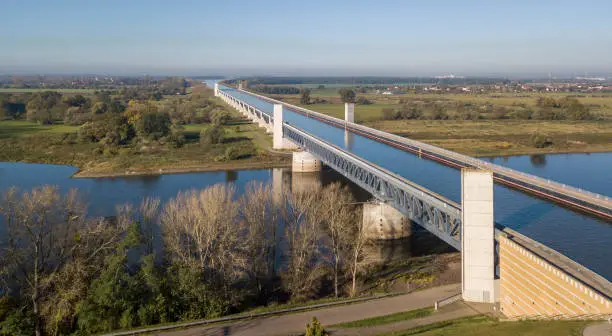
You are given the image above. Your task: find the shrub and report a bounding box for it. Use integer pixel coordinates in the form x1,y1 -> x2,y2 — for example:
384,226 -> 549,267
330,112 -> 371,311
356,96 -> 372,105
200,125 -> 225,145
530,133 -> 553,148
224,146 -> 241,161
167,132 -> 185,148
211,110 -> 231,125
381,108 -> 395,120
305,317 -> 328,336
338,88 -> 356,103
513,108 -> 532,120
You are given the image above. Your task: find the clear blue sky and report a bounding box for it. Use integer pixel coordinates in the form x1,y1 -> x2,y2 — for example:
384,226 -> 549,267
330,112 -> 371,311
1,0 -> 611,76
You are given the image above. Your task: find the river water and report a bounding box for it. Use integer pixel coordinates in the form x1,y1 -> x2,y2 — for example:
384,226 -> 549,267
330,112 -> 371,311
0,152 -> 611,279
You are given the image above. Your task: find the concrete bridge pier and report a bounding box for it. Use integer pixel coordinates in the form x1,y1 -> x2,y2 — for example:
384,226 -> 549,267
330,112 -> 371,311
292,151 -> 322,173
345,102 -> 354,123
461,169 -> 497,304
273,104 -> 299,150
362,201 -> 412,240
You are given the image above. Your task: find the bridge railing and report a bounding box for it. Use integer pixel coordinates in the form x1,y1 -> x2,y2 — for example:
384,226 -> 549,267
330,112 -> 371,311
230,87 -> 611,209
283,123 -> 462,250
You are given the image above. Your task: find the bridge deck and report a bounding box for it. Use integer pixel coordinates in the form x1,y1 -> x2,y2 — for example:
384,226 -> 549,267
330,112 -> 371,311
219,85 -> 612,280
235,87 -> 611,220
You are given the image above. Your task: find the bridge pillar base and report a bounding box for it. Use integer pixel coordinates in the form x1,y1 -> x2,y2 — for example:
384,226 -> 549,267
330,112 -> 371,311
363,201 -> 412,240
292,151 -> 321,172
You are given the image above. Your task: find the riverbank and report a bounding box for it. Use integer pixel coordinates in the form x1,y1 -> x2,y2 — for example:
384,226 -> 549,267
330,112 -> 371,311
72,158 -> 290,178
0,117 -> 292,178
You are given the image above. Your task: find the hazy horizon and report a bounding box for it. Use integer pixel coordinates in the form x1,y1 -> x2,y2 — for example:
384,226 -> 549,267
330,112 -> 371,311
2,0 -> 612,77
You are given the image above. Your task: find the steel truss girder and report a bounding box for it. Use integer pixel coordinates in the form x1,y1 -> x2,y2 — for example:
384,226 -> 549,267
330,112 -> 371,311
283,124 -> 462,250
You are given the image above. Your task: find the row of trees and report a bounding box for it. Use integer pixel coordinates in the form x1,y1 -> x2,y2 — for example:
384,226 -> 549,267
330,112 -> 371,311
1,76 -> 187,93
0,182 -> 371,335
380,97 -> 595,121
251,85 -> 300,95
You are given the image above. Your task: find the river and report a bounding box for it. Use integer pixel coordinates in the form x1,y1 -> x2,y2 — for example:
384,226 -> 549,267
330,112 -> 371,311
0,152 -> 611,279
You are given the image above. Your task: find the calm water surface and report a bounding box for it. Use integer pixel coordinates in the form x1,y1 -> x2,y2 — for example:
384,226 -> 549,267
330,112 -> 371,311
0,151 -> 611,279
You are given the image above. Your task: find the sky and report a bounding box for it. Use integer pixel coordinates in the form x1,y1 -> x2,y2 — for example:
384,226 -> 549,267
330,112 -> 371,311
1,0 -> 611,76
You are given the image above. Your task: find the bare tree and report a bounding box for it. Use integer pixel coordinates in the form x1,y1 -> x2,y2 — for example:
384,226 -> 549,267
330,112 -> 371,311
281,186 -> 326,301
161,184 -> 245,288
238,182 -> 281,297
347,213 -> 369,297
318,183 -> 357,297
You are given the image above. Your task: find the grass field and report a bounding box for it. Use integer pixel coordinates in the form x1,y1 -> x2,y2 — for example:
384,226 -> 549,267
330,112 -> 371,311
0,88 -> 97,93
331,308 -> 433,328
0,120 -> 79,138
0,108 -> 285,176
365,119 -> 612,157
269,88 -> 612,156
297,103 -> 397,122
375,315 -> 588,336
277,88 -> 612,117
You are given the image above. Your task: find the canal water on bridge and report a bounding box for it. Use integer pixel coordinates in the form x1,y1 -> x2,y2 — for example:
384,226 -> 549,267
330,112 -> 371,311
220,87 -> 612,281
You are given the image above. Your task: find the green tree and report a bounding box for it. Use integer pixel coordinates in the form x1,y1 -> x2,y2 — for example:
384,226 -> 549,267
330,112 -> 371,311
63,94 -> 90,108
338,88 -> 356,103
200,125 -> 225,145
300,88 -> 311,104
90,101 -> 108,114
211,110 -> 231,125
79,114 -> 135,145
136,112 -> 171,139
75,223 -> 149,333
26,91 -> 63,124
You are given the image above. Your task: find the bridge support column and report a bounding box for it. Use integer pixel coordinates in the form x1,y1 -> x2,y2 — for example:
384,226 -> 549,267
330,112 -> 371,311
363,201 -> 412,240
345,103 -> 354,123
292,151 -> 322,173
461,169 -> 497,303
273,104 -> 299,150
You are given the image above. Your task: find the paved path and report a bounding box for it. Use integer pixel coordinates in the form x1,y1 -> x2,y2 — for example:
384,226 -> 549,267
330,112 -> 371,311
155,284 -> 462,336
583,322 -> 612,336
329,301 -> 493,336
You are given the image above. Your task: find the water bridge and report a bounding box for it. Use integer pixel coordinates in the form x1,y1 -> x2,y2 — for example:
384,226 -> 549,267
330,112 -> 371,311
215,83 -> 612,319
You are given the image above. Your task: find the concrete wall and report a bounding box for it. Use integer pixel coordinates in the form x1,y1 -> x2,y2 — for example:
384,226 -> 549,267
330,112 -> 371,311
499,234 -> 612,319
345,103 -> 354,123
362,202 -> 411,240
292,151 -> 321,173
461,169 -> 496,303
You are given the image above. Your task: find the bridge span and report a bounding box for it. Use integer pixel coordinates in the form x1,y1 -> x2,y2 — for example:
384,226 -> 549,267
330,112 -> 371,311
236,86 -> 612,221
215,83 -> 612,319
